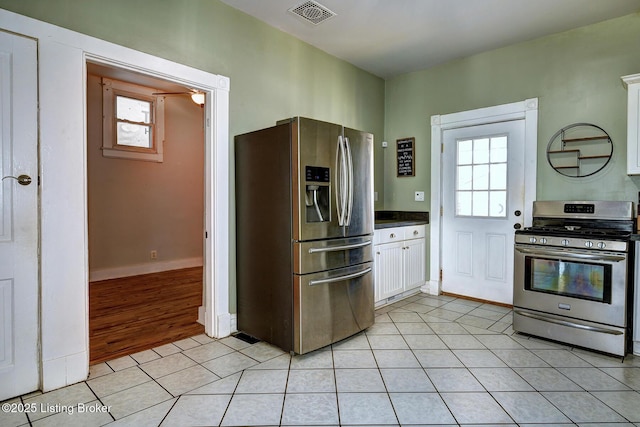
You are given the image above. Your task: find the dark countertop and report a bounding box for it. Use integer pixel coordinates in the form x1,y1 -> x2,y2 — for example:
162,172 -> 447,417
374,210 -> 429,230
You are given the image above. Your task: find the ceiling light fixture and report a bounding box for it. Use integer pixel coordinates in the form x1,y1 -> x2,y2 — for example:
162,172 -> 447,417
190,92 -> 205,105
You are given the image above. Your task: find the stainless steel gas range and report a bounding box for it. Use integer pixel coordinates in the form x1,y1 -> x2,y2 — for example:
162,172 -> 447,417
513,200 -> 635,357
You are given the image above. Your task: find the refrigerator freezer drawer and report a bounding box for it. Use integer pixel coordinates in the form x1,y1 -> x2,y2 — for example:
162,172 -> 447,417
294,262 -> 374,354
294,236 -> 373,274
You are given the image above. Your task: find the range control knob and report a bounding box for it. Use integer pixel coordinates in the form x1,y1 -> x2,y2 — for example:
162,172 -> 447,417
529,237 -> 537,244
561,239 -> 570,246
540,238 -> 548,244
585,241 -> 594,248
597,242 -> 606,249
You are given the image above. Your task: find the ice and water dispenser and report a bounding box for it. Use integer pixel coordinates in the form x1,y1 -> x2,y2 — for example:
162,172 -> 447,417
305,166 -> 330,222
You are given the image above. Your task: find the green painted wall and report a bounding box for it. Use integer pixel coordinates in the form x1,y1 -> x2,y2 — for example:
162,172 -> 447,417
0,0 -> 386,311
2,0 -> 639,308
384,13 -> 640,212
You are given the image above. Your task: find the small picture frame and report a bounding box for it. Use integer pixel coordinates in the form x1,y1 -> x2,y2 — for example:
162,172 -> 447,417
396,137 -> 415,177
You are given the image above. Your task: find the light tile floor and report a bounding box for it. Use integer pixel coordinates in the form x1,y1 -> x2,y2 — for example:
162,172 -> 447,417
4,293 -> 640,426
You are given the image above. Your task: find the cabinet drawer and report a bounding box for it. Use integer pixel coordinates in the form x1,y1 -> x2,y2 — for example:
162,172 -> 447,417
403,224 -> 426,240
374,227 -> 404,245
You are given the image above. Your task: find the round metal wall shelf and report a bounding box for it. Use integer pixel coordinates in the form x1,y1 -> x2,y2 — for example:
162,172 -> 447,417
546,122 -> 612,178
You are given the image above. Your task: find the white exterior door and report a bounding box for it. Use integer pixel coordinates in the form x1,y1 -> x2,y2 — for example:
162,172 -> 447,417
441,120 -> 525,304
0,31 -> 39,400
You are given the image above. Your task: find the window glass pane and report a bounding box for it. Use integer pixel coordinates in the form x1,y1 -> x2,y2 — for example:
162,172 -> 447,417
489,163 -> 507,190
117,122 -> 152,148
457,139 -> 473,165
489,191 -> 507,217
491,136 -> 507,162
473,138 -> 490,163
457,165 -> 472,190
116,96 -> 151,123
457,191 -> 472,216
472,191 -> 489,216
473,164 -> 489,190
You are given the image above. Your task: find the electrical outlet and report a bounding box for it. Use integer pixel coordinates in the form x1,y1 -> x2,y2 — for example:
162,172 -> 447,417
150,250 -> 158,260
414,191 -> 425,202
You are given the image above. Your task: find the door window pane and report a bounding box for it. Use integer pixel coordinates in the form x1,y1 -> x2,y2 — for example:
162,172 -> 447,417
457,191 -> 472,216
472,165 -> 489,190
490,136 -> 507,162
473,138 -> 490,163
489,191 -> 506,216
458,139 -> 473,165
456,135 -> 508,218
457,165 -> 472,190
490,164 -> 507,190
472,191 -> 489,216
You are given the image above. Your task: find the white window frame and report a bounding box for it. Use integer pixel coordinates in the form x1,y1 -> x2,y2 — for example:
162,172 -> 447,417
455,134 -> 509,218
102,77 -> 165,162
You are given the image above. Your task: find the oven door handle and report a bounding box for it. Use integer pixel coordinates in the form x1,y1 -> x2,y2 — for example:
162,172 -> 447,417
515,246 -> 626,262
514,310 -> 624,335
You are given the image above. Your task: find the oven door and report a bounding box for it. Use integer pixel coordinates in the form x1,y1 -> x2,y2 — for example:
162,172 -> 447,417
514,244 -> 628,327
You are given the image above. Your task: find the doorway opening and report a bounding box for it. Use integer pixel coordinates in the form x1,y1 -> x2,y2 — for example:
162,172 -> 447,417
86,62 -> 206,363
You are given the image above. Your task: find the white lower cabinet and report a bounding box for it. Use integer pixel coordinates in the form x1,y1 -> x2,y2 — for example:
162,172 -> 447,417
374,224 -> 426,305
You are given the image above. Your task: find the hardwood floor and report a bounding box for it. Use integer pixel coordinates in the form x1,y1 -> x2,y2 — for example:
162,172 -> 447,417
89,267 -> 205,364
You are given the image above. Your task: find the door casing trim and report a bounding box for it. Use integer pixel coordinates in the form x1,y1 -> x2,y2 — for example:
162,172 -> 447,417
425,99 -> 538,296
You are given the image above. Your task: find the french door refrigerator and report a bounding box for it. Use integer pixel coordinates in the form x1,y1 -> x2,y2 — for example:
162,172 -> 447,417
235,117 -> 374,354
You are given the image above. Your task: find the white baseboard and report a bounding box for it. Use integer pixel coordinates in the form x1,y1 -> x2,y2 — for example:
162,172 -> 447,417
421,279 -> 440,296
197,306 -> 205,326
89,257 -> 203,282
230,314 -> 237,334
375,287 -> 422,309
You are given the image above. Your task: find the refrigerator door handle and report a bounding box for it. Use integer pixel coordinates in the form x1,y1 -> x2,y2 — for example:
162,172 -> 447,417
344,136 -> 354,226
335,135 -> 347,226
309,267 -> 372,286
308,240 -> 371,254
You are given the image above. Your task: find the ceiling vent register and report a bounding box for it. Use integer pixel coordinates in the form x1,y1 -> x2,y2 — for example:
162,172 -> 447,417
288,0 -> 336,25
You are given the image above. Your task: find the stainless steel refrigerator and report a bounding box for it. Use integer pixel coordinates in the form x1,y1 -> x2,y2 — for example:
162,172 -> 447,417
235,117 -> 374,354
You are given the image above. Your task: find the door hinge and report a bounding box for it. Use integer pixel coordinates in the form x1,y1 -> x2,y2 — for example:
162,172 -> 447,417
205,231 -> 208,238
439,269 -> 443,281
441,143 -> 444,153
440,206 -> 443,216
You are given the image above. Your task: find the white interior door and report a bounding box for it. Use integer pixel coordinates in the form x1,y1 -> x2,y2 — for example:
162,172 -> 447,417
0,31 -> 39,400
441,120 -> 525,304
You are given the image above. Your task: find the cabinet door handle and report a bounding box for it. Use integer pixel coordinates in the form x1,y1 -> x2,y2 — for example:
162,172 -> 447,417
413,230 -> 419,236
390,233 -> 396,238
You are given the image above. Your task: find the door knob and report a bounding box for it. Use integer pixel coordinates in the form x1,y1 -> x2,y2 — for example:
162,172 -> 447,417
2,174 -> 32,186
513,223 -> 522,230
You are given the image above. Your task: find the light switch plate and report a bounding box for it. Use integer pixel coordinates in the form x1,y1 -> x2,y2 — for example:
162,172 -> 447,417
414,191 -> 425,202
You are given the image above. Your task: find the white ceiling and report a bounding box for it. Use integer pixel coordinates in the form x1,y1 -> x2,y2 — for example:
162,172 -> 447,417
220,0 -> 640,79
